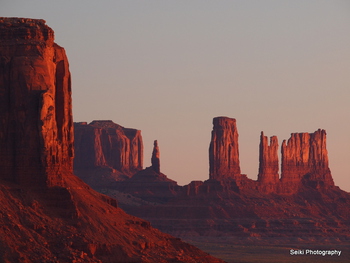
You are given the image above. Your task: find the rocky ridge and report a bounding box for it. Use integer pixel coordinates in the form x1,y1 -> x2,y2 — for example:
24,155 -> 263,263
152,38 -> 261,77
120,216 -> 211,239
0,17 -> 224,263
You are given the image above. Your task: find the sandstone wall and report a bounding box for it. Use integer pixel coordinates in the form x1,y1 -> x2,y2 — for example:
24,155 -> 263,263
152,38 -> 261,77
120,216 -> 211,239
0,18 -> 73,187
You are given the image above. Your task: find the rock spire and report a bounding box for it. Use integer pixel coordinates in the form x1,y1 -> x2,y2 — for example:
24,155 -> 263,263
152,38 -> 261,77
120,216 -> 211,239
0,18 -> 73,187
209,116 -> 241,180
258,132 -> 279,184
151,140 -> 160,173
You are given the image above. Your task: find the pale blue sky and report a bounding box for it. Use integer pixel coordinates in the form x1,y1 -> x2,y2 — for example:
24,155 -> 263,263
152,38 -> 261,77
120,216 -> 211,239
2,1 -> 350,191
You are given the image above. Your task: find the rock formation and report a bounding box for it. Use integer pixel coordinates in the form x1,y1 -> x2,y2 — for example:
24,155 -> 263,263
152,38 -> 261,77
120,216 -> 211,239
281,129 -> 334,191
74,120 -> 143,175
151,140 -> 160,173
0,17 -> 224,263
0,17 -> 73,188
209,117 -> 241,180
257,132 -> 279,192
105,117 -> 350,252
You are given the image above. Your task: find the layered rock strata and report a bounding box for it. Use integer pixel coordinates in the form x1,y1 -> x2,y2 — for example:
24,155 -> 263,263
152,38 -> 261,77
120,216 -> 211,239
209,117 -> 241,180
74,120 -> 143,175
0,17 -> 73,188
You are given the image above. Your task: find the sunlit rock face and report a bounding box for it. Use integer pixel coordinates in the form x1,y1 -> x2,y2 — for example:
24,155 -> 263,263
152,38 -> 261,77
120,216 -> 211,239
0,17 -> 73,187
280,129 -> 334,192
209,116 -> 241,180
74,120 -> 143,175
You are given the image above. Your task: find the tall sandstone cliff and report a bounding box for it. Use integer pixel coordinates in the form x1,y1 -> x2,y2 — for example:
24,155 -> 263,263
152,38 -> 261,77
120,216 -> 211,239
74,120 -> 143,175
0,17 -> 73,188
209,117 -> 241,180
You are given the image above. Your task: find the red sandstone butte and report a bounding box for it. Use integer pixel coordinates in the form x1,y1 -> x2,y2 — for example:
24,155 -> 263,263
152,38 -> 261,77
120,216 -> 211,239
209,116 -> 241,180
281,129 -> 334,191
0,18 -> 224,263
74,120 -> 143,175
0,17 -> 73,188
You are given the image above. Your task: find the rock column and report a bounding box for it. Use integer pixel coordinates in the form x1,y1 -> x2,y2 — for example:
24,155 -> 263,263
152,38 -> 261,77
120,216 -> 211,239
209,117 -> 241,180
151,140 -> 160,173
258,132 -> 279,184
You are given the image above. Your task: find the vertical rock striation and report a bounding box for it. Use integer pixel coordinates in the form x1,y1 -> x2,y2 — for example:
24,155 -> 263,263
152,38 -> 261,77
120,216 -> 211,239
209,116 -> 241,180
0,18 -> 73,187
258,132 -> 279,187
281,129 -> 334,190
74,120 -> 143,175
151,140 -> 160,173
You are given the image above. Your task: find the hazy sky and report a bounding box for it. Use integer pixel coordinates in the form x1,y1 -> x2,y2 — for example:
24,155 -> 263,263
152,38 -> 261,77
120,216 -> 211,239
2,1 -> 350,191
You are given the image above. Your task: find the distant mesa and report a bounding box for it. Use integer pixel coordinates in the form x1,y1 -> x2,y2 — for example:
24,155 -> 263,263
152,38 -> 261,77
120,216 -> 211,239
74,120 -> 143,174
74,120 -> 144,186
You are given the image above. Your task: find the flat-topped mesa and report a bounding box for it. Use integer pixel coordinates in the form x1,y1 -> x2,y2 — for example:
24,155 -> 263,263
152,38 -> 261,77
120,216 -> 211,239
0,18 -> 73,187
74,120 -> 143,175
258,132 -> 279,187
151,140 -> 160,173
209,116 -> 241,180
281,129 -> 334,188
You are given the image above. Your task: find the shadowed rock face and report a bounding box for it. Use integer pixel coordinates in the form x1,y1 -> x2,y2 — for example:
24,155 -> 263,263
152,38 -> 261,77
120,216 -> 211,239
74,120 -> 143,175
209,117 -> 241,180
0,17 -> 73,188
151,140 -> 160,173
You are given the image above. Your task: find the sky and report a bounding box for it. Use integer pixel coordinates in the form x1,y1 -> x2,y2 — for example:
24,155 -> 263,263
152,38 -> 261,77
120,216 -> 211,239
2,0 -> 350,191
